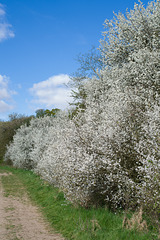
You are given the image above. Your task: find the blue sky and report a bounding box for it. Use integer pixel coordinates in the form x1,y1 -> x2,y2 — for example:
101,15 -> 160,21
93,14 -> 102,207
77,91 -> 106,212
0,0 -> 149,120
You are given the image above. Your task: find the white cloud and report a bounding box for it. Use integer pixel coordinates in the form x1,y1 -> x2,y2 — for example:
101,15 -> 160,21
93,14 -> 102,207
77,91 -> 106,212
0,75 -> 15,113
0,88 -> 10,99
0,5 -> 5,16
0,4 -> 15,42
29,74 -> 73,109
0,100 -> 13,113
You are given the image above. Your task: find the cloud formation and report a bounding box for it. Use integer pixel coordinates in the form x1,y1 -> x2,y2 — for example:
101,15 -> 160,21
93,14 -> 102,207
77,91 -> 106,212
29,74 -> 73,109
0,75 -> 15,113
0,4 -> 15,42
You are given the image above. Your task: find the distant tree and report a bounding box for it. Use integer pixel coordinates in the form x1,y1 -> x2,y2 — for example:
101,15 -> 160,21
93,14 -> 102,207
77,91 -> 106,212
71,46 -> 103,81
35,108 -> 61,118
44,108 -> 60,117
68,46 -> 104,112
35,109 -> 46,118
8,112 -> 26,121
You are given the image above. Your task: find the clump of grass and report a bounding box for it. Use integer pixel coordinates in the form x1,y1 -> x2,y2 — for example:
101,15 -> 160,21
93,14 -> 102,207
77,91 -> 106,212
123,207 -> 148,232
0,165 -> 158,240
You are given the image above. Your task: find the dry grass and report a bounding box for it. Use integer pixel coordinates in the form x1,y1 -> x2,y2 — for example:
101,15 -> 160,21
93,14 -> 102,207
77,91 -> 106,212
122,207 -> 148,232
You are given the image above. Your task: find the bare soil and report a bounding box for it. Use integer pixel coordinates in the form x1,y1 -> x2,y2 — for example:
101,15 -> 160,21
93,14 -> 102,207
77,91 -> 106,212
0,173 -> 65,240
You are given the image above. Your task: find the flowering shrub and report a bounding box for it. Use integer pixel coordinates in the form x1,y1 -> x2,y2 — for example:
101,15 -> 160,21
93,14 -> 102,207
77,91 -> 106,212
0,115 -> 32,162
136,103 -> 160,219
5,115 -> 58,169
5,0 -> 160,214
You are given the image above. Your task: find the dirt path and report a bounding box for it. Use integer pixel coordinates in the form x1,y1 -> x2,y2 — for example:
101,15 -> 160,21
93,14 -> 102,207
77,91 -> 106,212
0,173 -> 65,240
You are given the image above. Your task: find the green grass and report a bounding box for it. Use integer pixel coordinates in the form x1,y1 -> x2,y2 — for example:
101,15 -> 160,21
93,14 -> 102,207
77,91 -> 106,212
0,165 -> 159,240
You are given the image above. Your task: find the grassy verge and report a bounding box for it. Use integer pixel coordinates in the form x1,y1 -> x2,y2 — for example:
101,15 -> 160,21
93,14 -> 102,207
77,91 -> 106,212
0,165 -> 158,240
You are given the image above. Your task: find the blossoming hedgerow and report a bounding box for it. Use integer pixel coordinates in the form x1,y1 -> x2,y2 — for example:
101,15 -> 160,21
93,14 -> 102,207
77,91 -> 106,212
5,0 -> 160,212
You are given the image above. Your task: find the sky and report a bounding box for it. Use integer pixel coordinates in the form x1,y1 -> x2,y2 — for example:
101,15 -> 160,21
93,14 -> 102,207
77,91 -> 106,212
0,0 -> 149,120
